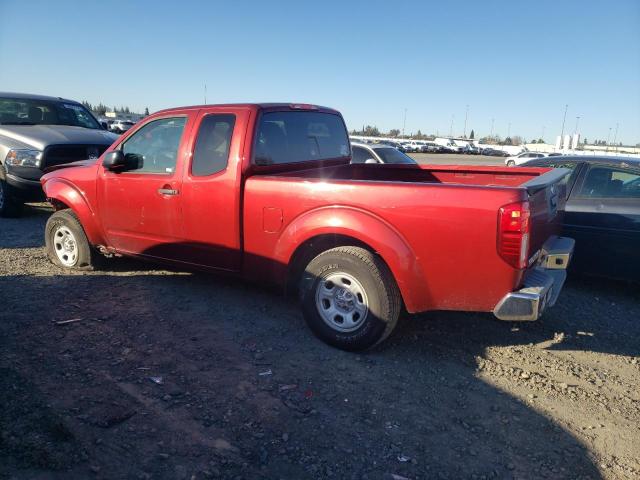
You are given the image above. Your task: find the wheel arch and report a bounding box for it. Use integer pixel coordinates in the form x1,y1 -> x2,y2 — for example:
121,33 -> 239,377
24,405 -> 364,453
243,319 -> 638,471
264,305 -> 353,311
43,179 -> 104,245
278,206 -> 428,312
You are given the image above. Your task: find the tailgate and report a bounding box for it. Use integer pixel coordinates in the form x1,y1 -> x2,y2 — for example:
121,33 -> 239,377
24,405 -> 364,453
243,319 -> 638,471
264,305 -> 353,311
524,168 -> 571,257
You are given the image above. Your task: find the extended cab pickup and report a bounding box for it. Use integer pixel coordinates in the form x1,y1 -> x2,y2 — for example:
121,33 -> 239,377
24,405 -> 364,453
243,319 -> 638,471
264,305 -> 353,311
41,103 -> 574,351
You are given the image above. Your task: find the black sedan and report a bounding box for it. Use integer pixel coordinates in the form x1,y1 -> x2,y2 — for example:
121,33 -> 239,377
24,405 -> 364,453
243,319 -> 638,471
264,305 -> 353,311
521,155 -> 640,281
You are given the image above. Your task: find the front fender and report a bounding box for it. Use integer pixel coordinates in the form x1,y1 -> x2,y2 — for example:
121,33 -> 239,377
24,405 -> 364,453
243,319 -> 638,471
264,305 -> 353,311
274,206 -> 430,312
42,178 -> 104,246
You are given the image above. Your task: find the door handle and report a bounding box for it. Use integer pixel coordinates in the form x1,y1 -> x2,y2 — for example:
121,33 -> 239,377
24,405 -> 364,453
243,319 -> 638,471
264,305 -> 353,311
158,188 -> 179,196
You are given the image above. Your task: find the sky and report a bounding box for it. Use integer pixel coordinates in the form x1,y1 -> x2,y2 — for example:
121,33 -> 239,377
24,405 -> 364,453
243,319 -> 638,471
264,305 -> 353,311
1,0 -> 639,144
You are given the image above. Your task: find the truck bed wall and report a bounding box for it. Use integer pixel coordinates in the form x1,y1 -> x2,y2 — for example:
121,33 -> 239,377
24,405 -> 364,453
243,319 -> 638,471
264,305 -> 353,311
280,163 -> 550,188
242,174 -> 529,313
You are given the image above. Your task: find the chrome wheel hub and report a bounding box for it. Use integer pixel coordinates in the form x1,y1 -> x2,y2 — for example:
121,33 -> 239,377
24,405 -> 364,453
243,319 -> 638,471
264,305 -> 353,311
315,272 -> 369,332
53,226 -> 78,266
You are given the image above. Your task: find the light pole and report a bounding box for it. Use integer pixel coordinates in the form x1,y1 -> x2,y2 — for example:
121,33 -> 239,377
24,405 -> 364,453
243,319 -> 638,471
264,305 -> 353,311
507,122 -> 511,139
490,118 -> 495,137
606,127 -> 612,152
463,104 -> 469,138
560,104 -> 568,142
574,116 -> 580,134
402,108 -> 407,137
449,114 -> 455,138
541,126 -> 545,142
612,123 -> 619,152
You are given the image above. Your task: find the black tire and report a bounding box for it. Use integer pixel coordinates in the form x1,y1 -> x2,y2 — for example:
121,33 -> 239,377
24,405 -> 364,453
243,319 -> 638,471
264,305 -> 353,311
45,209 -> 93,270
507,160 -> 515,167
299,246 -> 402,351
0,179 -> 24,217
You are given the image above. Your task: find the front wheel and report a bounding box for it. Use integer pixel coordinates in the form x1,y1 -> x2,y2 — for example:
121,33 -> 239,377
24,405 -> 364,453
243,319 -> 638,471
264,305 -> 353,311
299,246 -> 402,351
0,179 -> 23,217
45,209 -> 93,270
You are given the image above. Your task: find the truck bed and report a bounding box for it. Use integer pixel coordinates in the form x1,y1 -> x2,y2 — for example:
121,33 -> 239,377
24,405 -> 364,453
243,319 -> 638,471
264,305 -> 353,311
243,163 -> 568,314
277,163 -> 556,189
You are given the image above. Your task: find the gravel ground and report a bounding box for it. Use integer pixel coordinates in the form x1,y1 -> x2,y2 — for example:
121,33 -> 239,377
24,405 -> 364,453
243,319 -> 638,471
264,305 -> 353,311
1,204 -> 638,480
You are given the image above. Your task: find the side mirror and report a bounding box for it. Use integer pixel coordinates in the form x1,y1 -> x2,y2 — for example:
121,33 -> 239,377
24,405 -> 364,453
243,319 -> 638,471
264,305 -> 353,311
100,121 -> 109,130
102,151 -> 127,171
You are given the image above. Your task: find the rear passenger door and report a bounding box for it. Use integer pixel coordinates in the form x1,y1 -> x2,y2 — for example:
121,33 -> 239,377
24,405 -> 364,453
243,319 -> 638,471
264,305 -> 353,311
564,163 -> 640,278
179,109 -> 245,271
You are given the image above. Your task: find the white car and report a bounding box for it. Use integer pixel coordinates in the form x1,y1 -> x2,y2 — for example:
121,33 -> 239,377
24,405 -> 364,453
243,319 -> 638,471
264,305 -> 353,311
505,151 -> 547,167
110,120 -> 135,134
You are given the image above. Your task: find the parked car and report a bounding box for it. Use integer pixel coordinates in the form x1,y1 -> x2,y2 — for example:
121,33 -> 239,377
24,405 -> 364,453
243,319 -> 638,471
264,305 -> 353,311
420,142 -> 441,153
482,148 -> 509,157
41,102 -> 574,351
520,155 -> 639,281
462,144 -> 480,155
110,120 -> 135,134
505,151 -> 547,167
351,142 -> 417,165
0,92 -> 118,216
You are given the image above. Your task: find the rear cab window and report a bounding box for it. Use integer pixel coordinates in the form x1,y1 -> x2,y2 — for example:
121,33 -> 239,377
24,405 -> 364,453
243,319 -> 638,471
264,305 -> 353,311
254,111 -> 349,165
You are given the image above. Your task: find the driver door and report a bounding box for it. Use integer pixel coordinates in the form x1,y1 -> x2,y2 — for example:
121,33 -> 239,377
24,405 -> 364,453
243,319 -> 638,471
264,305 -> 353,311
97,113 -> 194,259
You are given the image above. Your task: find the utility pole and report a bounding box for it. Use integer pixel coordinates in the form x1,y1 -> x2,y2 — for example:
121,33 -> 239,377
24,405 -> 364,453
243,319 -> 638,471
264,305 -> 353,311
402,108 -> 407,137
560,104 -> 568,142
463,104 -> 469,138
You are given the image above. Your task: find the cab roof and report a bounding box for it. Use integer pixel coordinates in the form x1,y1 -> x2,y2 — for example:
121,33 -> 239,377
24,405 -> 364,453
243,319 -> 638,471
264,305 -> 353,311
154,103 -> 339,115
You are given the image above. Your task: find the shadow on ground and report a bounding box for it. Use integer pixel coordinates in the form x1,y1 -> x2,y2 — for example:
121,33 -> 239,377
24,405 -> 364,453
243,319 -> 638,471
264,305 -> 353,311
2,206 -> 630,479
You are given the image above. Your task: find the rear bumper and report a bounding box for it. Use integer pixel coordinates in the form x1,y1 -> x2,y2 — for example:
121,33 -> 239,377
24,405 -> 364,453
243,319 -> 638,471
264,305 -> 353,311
493,236 -> 575,321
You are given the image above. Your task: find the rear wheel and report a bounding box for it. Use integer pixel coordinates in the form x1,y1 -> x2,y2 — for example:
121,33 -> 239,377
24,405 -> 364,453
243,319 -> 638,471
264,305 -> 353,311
45,209 -> 93,270
0,179 -> 24,217
507,160 -> 515,167
299,246 -> 402,351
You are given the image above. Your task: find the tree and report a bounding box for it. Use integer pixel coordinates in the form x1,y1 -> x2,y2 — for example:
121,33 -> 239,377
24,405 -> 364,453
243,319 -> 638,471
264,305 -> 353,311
469,129 -> 475,139
388,129 -> 400,137
362,125 -> 380,137
537,138 -> 544,144
144,107 -> 150,116
582,137 -> 588,145
81,100 -> 93,111
531,139 -> 537,144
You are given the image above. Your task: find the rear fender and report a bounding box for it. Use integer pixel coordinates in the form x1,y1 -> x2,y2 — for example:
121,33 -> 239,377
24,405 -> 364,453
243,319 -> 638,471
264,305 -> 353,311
43,179 -> 104,245
275,206 -> 430,312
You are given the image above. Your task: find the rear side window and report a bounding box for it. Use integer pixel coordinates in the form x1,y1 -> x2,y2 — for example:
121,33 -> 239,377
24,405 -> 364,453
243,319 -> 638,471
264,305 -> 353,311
254,111 -> 349,165
191,114 -> 235,176
351,146 -> 373,163
578,166 -> 640,199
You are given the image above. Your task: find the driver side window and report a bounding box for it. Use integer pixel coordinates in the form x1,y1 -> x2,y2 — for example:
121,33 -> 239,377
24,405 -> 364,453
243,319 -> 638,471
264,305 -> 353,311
121,117 -> 186,174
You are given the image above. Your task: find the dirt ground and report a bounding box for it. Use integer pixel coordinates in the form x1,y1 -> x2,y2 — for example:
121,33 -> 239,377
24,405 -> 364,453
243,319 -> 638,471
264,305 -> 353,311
1,204 -> 638,480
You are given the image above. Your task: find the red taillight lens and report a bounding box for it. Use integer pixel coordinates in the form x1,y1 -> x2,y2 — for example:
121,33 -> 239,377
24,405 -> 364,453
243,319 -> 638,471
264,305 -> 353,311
497,201 -> 531,269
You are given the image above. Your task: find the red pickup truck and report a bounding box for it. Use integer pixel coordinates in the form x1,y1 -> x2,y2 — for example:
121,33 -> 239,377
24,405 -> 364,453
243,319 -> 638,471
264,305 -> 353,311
41,103 -> 574,350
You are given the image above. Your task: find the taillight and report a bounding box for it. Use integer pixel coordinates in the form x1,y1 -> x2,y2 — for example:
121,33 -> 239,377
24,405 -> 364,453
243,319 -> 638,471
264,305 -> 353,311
497,201 -> 530,269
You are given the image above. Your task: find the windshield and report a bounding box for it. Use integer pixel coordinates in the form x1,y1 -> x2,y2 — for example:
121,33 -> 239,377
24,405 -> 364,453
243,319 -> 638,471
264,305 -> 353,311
374,147 -> 417,165
0,97 -> 101,129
